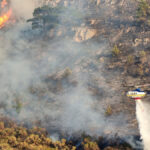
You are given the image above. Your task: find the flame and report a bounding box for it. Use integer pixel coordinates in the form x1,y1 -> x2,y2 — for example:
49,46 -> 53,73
0,0 -> 12,28
0,9 -> 12,28
1,0 -> 7,8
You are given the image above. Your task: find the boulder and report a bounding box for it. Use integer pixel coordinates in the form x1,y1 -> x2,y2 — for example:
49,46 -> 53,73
74,27 -> 97,42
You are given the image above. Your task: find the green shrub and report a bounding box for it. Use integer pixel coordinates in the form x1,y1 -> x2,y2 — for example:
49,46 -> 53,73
139,50 -> 146,57
112,45 -> 120,57
137,0 -> 150,22
82,138 -> 100,150
105,105 -> 113,116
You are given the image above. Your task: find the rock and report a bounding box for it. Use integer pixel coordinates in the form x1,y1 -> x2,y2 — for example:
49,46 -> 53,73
48,27 -> 67,38
99,57 -> 105,63
133,38 -> 142,47
90,19 -> 100,25
73,27 -> 97,42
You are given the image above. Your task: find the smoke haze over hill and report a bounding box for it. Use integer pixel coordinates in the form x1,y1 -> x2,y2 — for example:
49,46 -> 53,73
0,1 -> 146,149
10,0 -> 35,19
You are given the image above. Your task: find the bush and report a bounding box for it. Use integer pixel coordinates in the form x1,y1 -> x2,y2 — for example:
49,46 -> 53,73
82,138 -> 100,150
112,45 -> 120,57
139,50 -> 146,57
105,105 -> 113,116
0,120 -> 134,150
0,125 -> 76,150
137,0 -> 150,23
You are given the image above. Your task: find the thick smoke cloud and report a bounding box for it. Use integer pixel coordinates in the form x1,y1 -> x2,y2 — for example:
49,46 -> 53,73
0,0 -> 137,140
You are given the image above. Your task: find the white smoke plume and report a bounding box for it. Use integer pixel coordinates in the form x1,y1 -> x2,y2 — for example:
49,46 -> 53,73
10,0 -> 35,19
0,0 -> 138,141
136,100 -> 150,150
0,24 -> 128,136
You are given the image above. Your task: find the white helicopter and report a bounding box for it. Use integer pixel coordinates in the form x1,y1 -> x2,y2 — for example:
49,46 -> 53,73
126,84 -> 150,100
127,88 -> 146,100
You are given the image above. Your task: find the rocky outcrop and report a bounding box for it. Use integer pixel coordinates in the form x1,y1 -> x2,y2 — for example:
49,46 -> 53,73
73,27 -> 97,42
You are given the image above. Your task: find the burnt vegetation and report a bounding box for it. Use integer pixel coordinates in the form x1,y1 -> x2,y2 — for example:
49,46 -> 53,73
1,0 -> 150,149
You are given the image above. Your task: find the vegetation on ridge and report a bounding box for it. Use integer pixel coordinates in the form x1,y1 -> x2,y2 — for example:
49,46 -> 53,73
0,120 -> 133,150
136,0 -> 150,25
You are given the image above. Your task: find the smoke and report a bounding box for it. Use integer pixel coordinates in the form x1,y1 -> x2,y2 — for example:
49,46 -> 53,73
136,100 -> 150,150
125,136 -> 143,150
10,0 -> 35,19
0,0 -> 138,141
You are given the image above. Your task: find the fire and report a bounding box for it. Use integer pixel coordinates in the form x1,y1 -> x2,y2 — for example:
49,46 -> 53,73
1,0 -> 7,8
0,9 -> 12,28
0,0 -> 12,28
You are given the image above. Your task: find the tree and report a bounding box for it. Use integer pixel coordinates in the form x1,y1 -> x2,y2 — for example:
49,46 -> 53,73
136,0 -> 150,24
27,5 -> 83,31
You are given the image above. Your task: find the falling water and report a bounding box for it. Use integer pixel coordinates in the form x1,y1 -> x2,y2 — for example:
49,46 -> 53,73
136,100 -> 150,150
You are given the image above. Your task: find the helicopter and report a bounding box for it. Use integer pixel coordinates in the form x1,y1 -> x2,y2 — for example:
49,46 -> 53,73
127,88 -> 146,100
126,84 -> 150,100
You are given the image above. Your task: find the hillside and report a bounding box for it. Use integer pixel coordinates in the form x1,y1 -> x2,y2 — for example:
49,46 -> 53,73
0,0 -> 150,149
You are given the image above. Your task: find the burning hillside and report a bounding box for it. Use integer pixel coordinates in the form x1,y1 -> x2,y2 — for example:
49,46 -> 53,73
0,0 -> 12,28
1,0 -> 150,149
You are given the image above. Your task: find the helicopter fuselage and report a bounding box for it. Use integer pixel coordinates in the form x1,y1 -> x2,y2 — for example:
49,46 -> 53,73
127,89 -> 146,100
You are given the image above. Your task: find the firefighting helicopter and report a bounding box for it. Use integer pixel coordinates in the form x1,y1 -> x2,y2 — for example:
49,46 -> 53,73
126,84 -> 150,100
